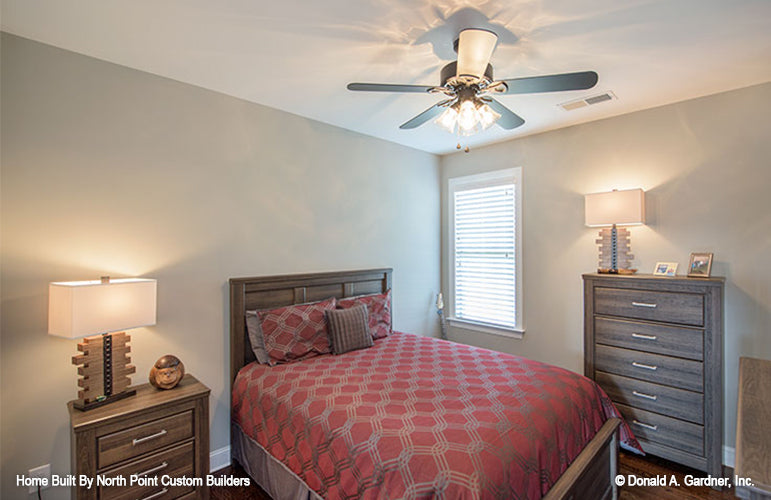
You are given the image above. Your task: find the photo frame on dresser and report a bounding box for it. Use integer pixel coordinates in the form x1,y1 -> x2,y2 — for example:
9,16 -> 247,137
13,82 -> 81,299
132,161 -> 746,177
688,252 -> 713,277
653,262 -> 678,276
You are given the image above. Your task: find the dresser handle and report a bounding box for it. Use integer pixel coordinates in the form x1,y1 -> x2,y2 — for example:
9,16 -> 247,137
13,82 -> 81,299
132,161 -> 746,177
632,390 -> 658,401
631,333 -> 657,341
135,461 -> 168,478
632,361 -> 658,371
132,429 -> 167,446
632,302 -> 657,308
632,420 -> 658,431
137,488 -> 168,500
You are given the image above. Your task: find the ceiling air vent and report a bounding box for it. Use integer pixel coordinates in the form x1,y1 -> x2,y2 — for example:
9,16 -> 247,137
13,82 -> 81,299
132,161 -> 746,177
559,91 -> 616,111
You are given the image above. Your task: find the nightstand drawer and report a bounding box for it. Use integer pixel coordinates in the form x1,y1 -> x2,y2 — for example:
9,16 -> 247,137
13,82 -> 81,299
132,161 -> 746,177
596,371 -> 703,424
98,410 -> 194,469
595,345 -> 703,392
100,442 -> 195,500
595,287 -> 704,326
595,317 -> 703,361
616,403 -> 704,456
103,482 -> 192,500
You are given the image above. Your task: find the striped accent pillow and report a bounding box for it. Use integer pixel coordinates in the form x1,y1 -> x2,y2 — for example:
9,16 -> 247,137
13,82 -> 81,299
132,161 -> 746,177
326,304 -> 373,355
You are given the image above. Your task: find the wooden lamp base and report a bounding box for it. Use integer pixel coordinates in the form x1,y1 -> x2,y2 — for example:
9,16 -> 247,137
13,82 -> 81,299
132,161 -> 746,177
71,331 -> 136,411
596,225 -> 636,274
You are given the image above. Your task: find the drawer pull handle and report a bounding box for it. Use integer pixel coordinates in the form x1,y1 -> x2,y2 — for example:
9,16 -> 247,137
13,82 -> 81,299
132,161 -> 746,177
135,461 -> 168,478
632,390 -> 658,401
631,333 -> 657,341
138,488 -> 168,500
632,301 -> 657,308
632,361 -> 658,371
632,420 -> 658,431
132,429 -> 167,446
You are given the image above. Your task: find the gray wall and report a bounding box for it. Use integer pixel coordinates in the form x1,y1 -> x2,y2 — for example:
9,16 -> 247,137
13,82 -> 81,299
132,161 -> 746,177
2,30 -> 769,499
441,81 -> 771,459
0,33 -> 440,499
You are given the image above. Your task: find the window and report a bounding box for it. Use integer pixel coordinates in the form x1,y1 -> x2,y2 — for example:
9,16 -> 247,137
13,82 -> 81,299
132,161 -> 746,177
448,168 -> 523,337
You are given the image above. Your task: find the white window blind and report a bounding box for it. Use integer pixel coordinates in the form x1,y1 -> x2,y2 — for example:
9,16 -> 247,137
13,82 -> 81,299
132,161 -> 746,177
449,168 -> 522,334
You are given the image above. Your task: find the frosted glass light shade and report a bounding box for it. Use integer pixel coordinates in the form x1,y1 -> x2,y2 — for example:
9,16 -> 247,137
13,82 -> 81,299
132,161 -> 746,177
585,188 -> 645,227
477,103 -> 500,130
48,278 -> 157,338
456,29 -> 497,80
435,106 -> 458,133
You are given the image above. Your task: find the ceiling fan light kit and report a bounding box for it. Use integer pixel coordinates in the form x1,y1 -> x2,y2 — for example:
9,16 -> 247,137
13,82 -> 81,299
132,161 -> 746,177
434,98 -> 500,136
347,28 -> 599,144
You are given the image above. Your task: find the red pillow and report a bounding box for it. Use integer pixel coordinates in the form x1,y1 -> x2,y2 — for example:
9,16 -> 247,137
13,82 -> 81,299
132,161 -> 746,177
338,290 -> 392,339
258,297 -> 336,365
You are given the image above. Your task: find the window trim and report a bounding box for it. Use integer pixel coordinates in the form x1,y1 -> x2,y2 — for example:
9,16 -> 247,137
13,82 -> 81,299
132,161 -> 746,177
447,167 -> 524,338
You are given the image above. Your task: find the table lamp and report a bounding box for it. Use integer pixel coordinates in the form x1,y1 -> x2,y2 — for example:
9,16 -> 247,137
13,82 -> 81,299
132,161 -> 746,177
585,188 -> 645,273
49,277 -> 157,410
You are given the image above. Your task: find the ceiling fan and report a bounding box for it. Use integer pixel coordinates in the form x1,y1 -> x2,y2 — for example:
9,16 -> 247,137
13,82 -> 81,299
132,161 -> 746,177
347,29 -> 598,137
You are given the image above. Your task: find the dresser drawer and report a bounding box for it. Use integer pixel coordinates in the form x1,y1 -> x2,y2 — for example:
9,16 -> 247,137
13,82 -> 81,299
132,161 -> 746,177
616,403 -> 704,456
98,410 -> 194,469
594,345 -> 703,392
596,371 -> 703,424
595,317 -> 703,361
100,442 -> 195,500
595,287 -> 704,326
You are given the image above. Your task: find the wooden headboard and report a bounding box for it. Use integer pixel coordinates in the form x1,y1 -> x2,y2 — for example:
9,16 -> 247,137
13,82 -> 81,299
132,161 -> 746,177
229,268 -> 392,384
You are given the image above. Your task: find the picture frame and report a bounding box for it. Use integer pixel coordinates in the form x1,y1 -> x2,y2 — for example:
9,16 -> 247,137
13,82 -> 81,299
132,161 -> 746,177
653,262 -> 678,277
687,252 -> 713,277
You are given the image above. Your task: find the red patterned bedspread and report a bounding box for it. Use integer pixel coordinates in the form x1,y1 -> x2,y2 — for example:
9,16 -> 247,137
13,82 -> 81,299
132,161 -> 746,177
233,332 -> 639,499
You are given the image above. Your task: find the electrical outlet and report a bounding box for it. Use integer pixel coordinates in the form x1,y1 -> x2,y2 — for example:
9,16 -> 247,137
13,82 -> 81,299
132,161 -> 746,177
28,464 -> 51,494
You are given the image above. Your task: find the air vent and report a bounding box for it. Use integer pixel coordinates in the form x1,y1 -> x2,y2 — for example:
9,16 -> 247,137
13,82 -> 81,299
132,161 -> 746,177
559,91 -> 616,111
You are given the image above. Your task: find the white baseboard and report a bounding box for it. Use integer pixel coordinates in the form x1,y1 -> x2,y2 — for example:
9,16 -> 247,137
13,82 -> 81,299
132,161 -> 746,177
210,446 -> 231,472
723,445 -> 735,469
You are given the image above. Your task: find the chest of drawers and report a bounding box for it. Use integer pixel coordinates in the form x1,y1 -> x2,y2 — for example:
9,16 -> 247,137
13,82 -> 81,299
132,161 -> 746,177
583,274 -> 724,476
69,374 -> 210,500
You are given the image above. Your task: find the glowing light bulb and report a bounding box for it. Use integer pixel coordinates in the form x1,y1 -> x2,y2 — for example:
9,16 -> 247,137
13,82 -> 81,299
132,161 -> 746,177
457,100 -> 480,136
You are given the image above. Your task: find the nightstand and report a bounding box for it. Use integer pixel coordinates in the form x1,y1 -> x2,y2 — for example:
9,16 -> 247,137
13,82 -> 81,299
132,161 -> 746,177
69,374 -> 210,500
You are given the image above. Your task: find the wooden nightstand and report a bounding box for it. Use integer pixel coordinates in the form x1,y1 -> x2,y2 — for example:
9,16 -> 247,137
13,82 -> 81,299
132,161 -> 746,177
69,374 -> 210,500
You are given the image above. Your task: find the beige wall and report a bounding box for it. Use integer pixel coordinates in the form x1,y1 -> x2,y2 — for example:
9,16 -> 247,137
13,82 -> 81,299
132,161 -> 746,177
441,81 -> 771,459
0,33 -> 440,499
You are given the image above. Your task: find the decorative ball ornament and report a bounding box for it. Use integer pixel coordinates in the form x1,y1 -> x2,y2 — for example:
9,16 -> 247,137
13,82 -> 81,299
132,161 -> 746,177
149,354 -> 185,390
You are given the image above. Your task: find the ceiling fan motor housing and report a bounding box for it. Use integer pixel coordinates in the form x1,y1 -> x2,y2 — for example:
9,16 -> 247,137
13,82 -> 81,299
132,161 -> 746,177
441,61 -> 493,87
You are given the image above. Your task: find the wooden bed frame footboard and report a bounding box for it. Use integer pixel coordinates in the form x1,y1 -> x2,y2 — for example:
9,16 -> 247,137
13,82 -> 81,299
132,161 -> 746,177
544,417 -> 621,500
229,268 -> 620,500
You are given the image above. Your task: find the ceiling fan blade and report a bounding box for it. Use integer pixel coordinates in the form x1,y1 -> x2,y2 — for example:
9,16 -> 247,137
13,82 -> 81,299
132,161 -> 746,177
347,83 -> 434,93
499,71 -> 598,94
399,103 -> 447,129
456,29 -> 498,80
487,99 -> 525,130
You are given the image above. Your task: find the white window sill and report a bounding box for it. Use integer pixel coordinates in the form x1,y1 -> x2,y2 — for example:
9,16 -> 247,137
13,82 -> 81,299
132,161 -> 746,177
446,317 -> 525,339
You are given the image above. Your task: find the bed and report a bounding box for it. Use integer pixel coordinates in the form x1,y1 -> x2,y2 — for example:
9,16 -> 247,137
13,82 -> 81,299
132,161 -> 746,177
230,268 -> 635,499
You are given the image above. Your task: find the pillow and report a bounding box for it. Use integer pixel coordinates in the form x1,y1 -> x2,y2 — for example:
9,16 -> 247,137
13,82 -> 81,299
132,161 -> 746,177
337,289 -> 392,339
326,305 -> 373,355
258,297 -> 336,365
245,310 -> 270,364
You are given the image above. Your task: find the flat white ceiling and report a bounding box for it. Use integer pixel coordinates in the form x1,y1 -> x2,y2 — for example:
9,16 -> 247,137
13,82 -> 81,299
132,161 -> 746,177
2,0 -> 770,154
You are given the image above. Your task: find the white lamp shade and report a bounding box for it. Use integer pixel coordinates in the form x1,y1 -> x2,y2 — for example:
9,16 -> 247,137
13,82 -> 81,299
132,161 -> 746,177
585,188 -> 645,227
48,278 -> 157,338
456,29 -> 497,79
